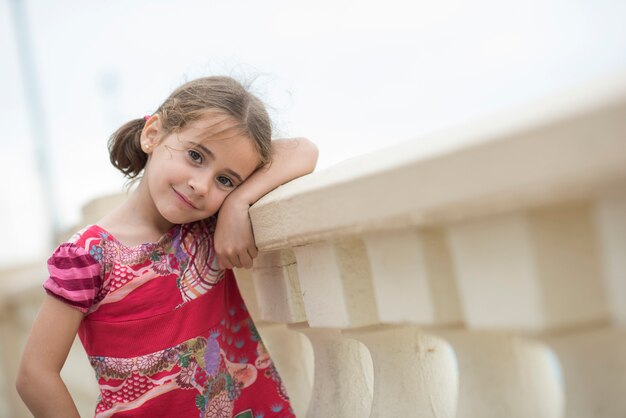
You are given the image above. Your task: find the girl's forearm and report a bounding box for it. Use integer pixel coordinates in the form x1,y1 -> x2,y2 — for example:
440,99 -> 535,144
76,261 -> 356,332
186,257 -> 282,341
17,296 -> 84,417
17,371 -> 81,418
228,137 -> 318,207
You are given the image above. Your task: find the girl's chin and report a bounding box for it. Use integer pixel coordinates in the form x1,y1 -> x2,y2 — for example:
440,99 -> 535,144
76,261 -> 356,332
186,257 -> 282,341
157,204 -> 218,225
161,213 -> 214,225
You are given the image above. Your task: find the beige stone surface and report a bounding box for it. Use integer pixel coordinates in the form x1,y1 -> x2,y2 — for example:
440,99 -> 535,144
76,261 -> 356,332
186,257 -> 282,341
250,73 -> 626,250
293,239 -> 378,328
447,203 -> 608,331
594,191 -> 626,325
81,192 -> 127,225
363,228 -> 462,325
258,323 -> 314,417
543,326 -> 626,418
347,325 -> 458,417
296,326 -> 373,418
252,250 -> 307,323
438,330 -> 564,418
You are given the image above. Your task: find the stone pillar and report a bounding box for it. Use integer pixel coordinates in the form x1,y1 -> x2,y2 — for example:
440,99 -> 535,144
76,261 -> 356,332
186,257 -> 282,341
296,326 -> 373,418
439,330 -> 563,418
532,192 -> 626,418
347,325 -> 458,418
543,327 -> 626,418
446,202 -> 613,417
361,228 -> 462,417
447,203 -> 608,330
362,229 -> 461,325
293,239 -> 375,417
294,235 -> 460,417
236,262 -> 313,417
594,191 -> 626,325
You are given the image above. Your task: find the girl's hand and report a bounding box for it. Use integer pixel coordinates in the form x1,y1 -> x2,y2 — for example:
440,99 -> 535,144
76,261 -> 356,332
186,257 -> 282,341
214,196 -> 258,269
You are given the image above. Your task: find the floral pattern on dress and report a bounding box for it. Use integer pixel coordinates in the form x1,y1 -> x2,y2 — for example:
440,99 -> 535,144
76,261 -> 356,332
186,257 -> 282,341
91,336 -> 210,413
89,329 -> 281,417
90,245 -> 104,261
206,391 -> 233,418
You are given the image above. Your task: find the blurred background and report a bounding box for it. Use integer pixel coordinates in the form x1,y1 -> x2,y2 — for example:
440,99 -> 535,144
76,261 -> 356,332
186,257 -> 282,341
2,0 -> 626,269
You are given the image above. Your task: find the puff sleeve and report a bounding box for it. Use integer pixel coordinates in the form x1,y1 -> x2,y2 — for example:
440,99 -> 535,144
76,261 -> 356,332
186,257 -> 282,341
43,242 -> 102,313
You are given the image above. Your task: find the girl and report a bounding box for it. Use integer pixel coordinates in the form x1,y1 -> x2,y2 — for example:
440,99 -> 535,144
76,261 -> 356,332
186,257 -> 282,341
16,76 -> 318,417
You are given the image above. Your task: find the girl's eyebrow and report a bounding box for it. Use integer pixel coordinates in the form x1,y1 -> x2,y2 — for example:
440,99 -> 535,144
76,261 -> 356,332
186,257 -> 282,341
189,141 -> 244,183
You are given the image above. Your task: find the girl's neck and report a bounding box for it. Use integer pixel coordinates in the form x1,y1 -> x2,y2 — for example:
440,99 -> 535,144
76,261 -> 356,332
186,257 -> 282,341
98,180 -> 174,246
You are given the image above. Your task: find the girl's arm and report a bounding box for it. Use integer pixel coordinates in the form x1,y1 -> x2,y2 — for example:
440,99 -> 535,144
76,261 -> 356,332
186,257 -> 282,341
215,137 -> 318,269
16,295 -> 84,418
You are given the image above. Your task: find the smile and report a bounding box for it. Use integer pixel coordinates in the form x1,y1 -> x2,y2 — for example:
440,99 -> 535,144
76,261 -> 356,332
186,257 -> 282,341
172,187 -> 198,209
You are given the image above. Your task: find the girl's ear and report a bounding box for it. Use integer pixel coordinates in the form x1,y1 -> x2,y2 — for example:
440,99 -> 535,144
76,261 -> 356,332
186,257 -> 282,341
140,115 -> 161,154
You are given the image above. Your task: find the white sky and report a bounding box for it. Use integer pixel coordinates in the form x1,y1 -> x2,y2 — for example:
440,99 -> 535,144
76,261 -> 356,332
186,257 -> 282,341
1,0 -> 626,268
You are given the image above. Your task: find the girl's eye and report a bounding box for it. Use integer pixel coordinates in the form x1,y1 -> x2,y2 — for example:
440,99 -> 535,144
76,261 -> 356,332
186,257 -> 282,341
217,176 -> 234,188
188,150 -> 203,163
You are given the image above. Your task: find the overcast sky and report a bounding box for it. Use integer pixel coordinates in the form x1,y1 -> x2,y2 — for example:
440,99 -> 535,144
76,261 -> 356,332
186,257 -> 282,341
2,0 -> 626,268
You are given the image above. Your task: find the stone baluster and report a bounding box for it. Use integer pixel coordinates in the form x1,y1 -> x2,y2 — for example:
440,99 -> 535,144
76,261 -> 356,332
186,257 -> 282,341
349,228 -> 461,417
239,251 -> 314,417
438,330 -> 563,418
347,325 -> 458,418
294,325 -> 374,417
250,250 -> 306,325
536,193 -> 626,418
543,327 -> 626,418
361,229 -> 462,325
594,191 -> 626,325
293,235 -> 460,417
446,202 -> 615,417
292,239 -> 375,417
0,264 -> 99,418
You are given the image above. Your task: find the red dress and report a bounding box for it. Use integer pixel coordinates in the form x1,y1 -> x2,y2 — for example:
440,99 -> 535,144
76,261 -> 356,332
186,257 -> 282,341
43,218 -> 294,418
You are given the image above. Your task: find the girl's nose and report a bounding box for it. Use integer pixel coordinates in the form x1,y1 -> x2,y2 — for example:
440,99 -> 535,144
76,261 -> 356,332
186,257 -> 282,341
188,175 -> 211,196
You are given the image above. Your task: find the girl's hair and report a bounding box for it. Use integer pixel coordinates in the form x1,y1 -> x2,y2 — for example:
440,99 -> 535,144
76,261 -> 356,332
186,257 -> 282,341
108,76 -> 272,179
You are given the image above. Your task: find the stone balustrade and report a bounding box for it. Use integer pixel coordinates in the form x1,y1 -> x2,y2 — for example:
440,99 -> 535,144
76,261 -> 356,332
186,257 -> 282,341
1,72 -> 626,417
244,72 -> 626,417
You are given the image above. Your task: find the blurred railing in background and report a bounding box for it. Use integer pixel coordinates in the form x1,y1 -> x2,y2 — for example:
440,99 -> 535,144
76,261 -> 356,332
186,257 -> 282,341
1,73 -> 626,417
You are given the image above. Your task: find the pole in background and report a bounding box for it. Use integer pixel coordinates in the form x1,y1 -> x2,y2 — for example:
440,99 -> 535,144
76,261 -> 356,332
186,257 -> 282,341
9,0 -> 61,249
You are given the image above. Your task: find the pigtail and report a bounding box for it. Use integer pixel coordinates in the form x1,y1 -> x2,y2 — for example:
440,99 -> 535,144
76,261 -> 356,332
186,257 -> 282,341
108,118 -> 148,178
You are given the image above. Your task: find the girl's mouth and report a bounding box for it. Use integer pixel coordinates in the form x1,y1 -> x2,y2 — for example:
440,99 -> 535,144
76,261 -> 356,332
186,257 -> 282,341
172,187 -> 198,209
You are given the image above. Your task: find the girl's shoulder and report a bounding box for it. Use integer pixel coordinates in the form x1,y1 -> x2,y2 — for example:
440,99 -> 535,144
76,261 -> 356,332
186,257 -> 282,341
45,225 -> 108,314
46,225 -> 115,275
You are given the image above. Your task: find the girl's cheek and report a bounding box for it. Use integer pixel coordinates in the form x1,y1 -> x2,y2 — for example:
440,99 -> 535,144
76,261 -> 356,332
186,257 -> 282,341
212,190 -> 230,211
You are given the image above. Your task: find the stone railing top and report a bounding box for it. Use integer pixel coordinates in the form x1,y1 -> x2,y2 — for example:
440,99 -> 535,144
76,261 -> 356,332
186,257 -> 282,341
250,72 -> 626,251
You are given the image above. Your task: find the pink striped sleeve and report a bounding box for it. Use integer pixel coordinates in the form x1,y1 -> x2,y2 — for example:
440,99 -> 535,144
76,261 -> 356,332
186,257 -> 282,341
43,242 -> 101,313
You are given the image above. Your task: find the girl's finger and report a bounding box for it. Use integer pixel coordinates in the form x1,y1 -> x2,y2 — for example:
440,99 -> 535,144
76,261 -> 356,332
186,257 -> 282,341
219,255 -> 233,270
248,245 -> 258,259
238,252 -> 253,269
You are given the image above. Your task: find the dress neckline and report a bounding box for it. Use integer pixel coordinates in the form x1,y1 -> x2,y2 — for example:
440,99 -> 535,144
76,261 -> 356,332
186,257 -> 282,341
91,224 -> 179,250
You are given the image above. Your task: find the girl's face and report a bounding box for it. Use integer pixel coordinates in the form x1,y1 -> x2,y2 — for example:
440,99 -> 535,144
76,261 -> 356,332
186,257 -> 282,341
140,112 -> 261,226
